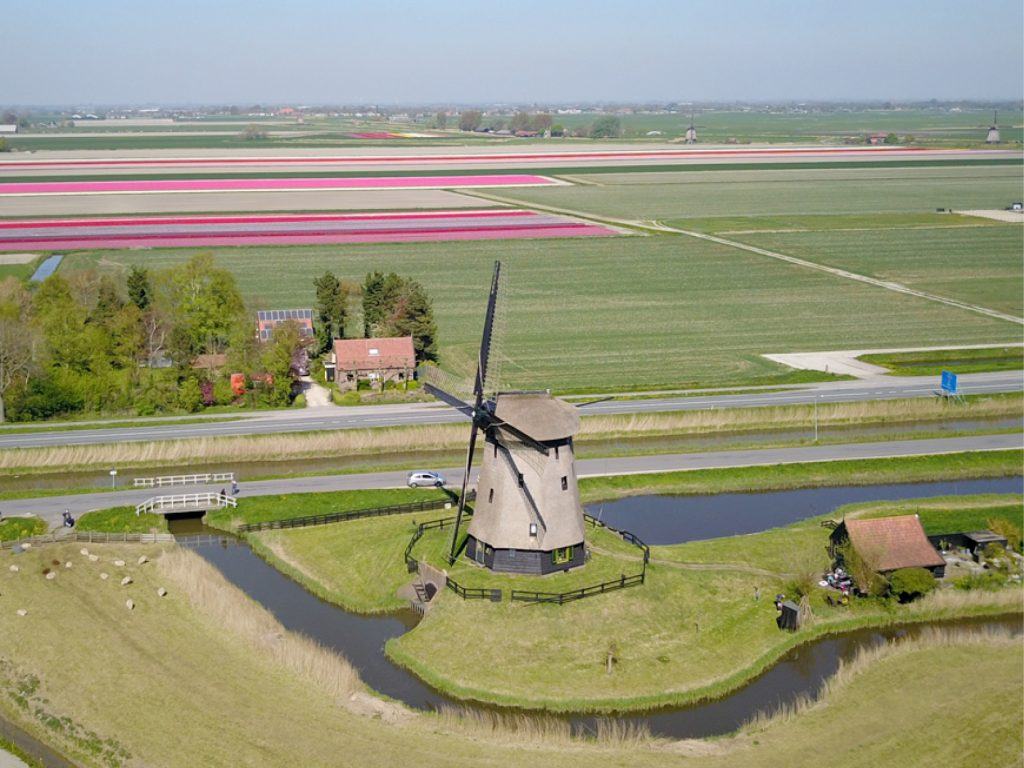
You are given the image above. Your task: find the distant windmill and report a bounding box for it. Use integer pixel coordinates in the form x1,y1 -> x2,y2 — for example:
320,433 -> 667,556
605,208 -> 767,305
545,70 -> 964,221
684,111 -> 697,144
420,262 -> 603,574
986,110 -> 1001,144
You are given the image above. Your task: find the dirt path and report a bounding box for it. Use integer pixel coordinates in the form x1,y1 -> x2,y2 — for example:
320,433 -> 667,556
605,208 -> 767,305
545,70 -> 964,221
300,377 -> 335,408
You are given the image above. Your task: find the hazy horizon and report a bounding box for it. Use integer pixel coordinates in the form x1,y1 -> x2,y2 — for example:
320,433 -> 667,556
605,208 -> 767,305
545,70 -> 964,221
4,0 -> 1022,105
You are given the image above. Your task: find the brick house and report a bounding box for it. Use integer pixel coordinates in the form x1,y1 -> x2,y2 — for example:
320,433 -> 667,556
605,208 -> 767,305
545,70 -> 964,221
328,336 -> 416,391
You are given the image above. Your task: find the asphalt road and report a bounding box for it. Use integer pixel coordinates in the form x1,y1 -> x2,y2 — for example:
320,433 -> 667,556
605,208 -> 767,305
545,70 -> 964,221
6,433 -> 1021,527
0,371 -> 1020,450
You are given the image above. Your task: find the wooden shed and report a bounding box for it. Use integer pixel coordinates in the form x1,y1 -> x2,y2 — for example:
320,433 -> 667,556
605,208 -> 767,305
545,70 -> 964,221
829,515 -> 946,577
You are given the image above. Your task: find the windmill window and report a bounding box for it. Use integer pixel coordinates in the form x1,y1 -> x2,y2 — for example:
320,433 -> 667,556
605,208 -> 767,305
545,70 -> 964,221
554,445 -> 559,460
560,476 -> 568,491
488,488 -> 494,503
552,547 -> 573,565
529,523 -> 537,537
517,473 -> 524,487
493,444 -> 498,458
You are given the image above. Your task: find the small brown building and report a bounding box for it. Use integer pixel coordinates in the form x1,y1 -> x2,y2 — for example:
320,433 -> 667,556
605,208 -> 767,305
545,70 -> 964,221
830,515 -> 946,577
331,336 -> 415,390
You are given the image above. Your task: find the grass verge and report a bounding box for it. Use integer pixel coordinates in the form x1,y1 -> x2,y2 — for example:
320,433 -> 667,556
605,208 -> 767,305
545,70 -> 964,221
0,517 -> 47,542
860,346 -> 1024,376
74,507 -> 168,534
1,393 -> 1019,474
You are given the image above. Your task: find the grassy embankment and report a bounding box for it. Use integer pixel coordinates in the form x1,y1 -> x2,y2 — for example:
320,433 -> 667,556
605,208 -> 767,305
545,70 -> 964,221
74,507 -> 168,534
61,168 -> 1022,394
860,346 -> 1024,376
0,541 -> 1020,767
386,492 -> 1023,712
1,393 -> 1019,475
0,517 -> 46,542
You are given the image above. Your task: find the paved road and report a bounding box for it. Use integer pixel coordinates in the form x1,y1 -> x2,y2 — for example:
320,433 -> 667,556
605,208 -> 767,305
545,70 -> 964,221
6,433 -> 1021,528
0,371 -> 1020,450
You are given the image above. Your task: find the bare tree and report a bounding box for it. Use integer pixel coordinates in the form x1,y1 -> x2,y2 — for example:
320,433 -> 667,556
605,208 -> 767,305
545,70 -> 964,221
0,317 -> 39,423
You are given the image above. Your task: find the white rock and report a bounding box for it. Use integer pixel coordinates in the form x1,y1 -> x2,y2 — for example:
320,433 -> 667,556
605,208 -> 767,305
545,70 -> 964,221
113,560 -> 126,567
45,572 -> 56,580
20,543 -> 30,549
89,554 -> 99,562
64,562 -> 73,569
121,576 -> 133,586
137,555 -> 149,565
100,573 -> 109,580
157,587 -> 167,597
8,565 -> 19,573
125,599 -> 135,610
15,609 -> 27,617
80,548 -> 90,556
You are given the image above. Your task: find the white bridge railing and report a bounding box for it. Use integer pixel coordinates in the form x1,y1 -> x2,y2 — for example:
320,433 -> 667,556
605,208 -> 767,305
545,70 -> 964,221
135,493 -> 237,516
134,472 -> 235,488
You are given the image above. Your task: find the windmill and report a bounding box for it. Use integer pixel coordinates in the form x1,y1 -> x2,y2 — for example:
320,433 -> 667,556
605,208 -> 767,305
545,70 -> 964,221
420,261 -> 597,575
986,110 -> 1001,144
684,111 -> 697,144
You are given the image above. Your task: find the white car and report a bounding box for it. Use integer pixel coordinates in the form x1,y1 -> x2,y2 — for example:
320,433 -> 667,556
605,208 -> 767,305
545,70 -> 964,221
407,471 -> 446,488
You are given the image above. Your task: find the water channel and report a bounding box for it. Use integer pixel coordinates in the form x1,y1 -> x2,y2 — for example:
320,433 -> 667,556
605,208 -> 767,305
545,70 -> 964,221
170,475 -> 1023,740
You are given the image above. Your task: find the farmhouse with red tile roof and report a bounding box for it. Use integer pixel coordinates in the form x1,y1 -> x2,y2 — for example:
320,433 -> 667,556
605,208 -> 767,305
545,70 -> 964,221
330,336 -> 416,391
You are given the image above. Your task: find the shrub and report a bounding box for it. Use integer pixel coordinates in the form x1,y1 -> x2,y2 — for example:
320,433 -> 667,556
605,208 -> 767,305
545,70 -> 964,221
986,517 -> 1022,553
176,378 -> 203,413
334,390 -> 360,406
291,393 -> 307,409
836,542 -> 887,596
888,567 -> 937,603
953,572 -> 1008,591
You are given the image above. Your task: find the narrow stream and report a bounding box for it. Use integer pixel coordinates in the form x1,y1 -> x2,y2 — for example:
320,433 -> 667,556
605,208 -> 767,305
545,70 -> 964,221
172,476 -> 1023,740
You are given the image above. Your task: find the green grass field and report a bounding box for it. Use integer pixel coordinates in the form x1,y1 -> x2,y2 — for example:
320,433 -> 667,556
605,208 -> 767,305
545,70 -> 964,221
860,346 -> 1024,376
502,165 -> 1024,220
65,229 -> 1019,391
735,225 -> 1024,316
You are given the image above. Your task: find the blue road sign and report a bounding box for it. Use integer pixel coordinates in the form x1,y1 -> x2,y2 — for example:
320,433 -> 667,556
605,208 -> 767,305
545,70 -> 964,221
940,370 -> 958,394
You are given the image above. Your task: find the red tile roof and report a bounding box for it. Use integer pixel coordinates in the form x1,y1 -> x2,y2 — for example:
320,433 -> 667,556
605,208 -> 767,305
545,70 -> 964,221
334,336 -> 415,371
844,515 -> 945,572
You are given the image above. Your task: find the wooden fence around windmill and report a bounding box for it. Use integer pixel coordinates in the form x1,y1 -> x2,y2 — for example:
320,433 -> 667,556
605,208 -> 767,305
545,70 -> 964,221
404,512 -> 649,605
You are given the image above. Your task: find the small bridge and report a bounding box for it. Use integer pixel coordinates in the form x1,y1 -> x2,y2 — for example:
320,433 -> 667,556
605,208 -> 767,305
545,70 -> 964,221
133,472 -> 235,488
135,493 -> 237,516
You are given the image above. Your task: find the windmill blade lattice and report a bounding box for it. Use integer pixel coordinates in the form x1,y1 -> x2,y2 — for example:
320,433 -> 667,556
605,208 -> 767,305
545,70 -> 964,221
481,261 -> 510,398
417,363 -> 475,407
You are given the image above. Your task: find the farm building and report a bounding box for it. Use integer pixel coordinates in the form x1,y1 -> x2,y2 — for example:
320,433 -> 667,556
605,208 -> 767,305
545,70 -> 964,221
256,309 -> 314,342
829,515 -> 946,577
0,124 -> 17,134
329,336 -> 416,390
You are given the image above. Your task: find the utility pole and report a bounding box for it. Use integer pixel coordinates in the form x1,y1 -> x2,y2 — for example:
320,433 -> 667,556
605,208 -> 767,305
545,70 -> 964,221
814,397 -> 819,443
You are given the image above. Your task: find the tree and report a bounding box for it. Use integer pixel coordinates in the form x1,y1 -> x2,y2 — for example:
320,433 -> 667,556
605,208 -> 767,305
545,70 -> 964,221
0,317 -> 39,423
313,271 -> 347,351
389,280 -> 438,362
883,132 -> 899,145
242,124 -> 268,140
550,123 -> 565,137
509,112 -> 532,132
458,110 -> 483,131
259,320 -> 301,406
32,274 -> 89,372
531,113 -> 553,133
434,111 -> 447,129
160,253 -> 245,358
590,116 -> 622,139
361,271 -> 404,337
127,265 -> 151,310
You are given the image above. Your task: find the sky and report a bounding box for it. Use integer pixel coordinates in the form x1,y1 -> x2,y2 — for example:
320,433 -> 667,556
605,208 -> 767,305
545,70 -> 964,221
3,0 -> 1022,105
